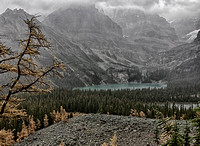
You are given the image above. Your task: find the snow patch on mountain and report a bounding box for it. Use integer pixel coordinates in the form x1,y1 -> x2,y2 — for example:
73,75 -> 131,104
185,29 -> 200,42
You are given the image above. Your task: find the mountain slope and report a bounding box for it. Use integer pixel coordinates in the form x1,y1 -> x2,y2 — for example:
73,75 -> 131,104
102,8 -> 179,52
0,8 -> 152,87
171,17 -> 200,41
43,4 -> 122,40
0,8 -> 96,88
1,6 -> 197,87
42,5 -> 161,84
161,31 -> 200,85
184,29 -> 200,43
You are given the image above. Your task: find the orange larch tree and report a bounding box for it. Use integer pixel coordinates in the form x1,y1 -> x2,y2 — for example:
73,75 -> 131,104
0,16 -> 65,117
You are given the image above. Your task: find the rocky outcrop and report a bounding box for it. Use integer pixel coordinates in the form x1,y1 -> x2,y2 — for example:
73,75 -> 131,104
0,8 -> 32,44
194,31 -> 200,44
16,114 -> 158,146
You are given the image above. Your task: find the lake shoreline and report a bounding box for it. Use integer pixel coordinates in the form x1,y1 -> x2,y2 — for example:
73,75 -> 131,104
75,83 -> 167,91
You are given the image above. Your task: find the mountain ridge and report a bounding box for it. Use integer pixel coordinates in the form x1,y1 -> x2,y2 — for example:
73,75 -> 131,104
102,8 -> 179,52
0,7 -> 199,87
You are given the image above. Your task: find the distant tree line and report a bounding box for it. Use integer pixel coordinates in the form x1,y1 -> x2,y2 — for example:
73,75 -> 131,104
127,68 -> 169,83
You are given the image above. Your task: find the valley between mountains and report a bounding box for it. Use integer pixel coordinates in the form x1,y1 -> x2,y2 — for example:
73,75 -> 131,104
0,4 -> 199,88
1,3 -> 200,145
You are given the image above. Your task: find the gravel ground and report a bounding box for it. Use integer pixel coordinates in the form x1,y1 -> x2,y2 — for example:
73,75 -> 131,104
15,114 -> 184,146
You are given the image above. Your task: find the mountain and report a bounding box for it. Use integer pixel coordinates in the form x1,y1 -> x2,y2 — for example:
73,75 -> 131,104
42,5 -> 162,84
196,19 -> 200,29
0,8 -> 96,88
0,7 -> 153,88
1,6 -> 197,87
43,4 -> 122,41
160,31 -> 200,85
184,29 -> 200,43
101,8 -> 179,52
171,17 -> 200,41
194,31 -> 200,43
0,8 -> 31,50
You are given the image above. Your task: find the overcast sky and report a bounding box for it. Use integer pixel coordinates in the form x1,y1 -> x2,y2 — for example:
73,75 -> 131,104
0,0 -> 200,20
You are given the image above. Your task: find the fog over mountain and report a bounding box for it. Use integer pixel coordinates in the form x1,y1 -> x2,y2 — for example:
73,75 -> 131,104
0,0 -> 200,21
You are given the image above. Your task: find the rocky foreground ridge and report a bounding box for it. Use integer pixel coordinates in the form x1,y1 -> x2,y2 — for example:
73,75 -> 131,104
15,114 -> 186,146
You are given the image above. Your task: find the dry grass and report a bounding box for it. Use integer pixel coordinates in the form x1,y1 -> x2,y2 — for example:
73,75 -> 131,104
101,132 -> 117,146
130,109 -> 146,118
43,114 -> 49,128
51,106 -> 86,124
59,139 -> 65,146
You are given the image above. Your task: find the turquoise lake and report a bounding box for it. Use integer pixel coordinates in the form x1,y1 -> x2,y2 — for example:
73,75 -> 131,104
77,83 -> 167,91
76,83 -> 200,109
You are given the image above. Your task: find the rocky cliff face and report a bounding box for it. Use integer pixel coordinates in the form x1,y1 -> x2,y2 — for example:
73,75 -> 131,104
43,4 -> 122,42
171,17 -> 200,41
0,8 -> 28,38
102,8 -> 179,52
0,8 -> 34,50
42,5 -> 160,85
160,33 -> 200,85
194,31 -> 200,44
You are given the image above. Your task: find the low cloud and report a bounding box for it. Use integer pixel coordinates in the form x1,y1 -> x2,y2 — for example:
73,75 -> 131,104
0,0 -> 200,20
101,0 -> 159,8
97,0 -> 200,20
151,0 -> 200,20
0,0 -> 100,16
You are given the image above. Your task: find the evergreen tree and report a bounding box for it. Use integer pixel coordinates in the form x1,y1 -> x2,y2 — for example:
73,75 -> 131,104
165,123 -> 184,146
182,121 -> 191,146
192,106 -> 200,145
154,124 -> 160,146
